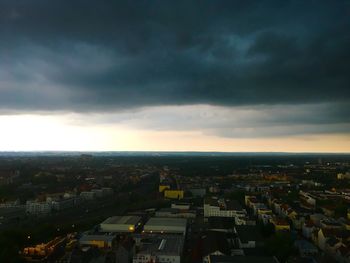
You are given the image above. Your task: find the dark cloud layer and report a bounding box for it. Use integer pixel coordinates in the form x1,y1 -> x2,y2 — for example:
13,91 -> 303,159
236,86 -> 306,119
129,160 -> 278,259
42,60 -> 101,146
0,1 -> 349,126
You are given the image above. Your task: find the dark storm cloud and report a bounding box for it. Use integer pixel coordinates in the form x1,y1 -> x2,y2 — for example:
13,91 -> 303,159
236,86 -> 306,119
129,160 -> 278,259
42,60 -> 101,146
101,103 -> 350,138
0,1 -> 349,122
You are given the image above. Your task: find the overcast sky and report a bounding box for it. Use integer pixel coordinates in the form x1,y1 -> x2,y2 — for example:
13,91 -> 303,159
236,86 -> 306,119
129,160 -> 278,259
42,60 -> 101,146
0,1 -> 349,152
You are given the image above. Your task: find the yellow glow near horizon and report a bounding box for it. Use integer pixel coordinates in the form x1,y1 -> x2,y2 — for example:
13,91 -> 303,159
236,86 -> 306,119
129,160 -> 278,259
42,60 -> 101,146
0,114 -> 349,152
0,115 -> 140,151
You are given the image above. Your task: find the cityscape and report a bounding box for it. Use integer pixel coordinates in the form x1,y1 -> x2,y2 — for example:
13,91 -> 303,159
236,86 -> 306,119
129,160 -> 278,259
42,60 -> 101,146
0,153 -> 350,262
1,1 -> 350,263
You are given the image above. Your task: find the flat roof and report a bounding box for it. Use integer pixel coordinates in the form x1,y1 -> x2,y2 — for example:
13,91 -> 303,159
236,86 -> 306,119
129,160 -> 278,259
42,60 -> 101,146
102,216 -> 141,225
138,235 -> 184,255
145,217 -> 187,227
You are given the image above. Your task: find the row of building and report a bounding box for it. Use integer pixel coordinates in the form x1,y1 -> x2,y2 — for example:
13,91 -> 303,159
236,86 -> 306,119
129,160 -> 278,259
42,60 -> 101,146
25,188 -> 114,215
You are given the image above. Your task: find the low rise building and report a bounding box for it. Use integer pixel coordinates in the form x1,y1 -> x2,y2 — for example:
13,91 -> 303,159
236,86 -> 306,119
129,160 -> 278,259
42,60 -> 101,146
25,200 -> 52,215
133,235 -> 183,263
155,208 -> 196,219
204,197 -> 247,225
143,217 -> 187,235
100,216 -> 142,233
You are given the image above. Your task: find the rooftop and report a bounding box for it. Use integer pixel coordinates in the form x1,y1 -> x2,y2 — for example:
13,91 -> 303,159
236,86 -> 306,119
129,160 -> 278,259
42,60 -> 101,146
101,216 -> 141,225
145,217 -> 187,227
137,235 -> 184,256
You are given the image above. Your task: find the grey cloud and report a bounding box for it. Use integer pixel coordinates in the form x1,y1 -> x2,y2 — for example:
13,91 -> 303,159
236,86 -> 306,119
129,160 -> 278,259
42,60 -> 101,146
65,103 -> 349,138
0,0 -> 349,136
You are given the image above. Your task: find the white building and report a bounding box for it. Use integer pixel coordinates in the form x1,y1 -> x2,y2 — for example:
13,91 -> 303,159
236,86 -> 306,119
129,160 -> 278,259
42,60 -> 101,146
204,197 -> 247,225
133,235 -> 183,263
25,201 -> 52,215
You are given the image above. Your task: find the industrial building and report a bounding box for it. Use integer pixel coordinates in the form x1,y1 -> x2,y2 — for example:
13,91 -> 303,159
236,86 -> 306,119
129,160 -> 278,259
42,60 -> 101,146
155,208 -> 196,219
100,216 -> 142,233
143,217 -> 187,235
133,235 -> 184,263
79,234 -> 116,249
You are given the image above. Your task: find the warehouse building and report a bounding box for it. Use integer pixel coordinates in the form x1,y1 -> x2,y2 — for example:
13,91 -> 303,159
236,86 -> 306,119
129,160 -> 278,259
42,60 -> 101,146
143,217 -> 187,235
133,235 -> 184,263
100,216 -> 142,233
155,208 -> 196,219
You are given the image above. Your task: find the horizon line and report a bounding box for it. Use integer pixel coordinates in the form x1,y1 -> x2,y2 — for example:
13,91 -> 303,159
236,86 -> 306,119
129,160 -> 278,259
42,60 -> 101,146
0,150 -> 349,155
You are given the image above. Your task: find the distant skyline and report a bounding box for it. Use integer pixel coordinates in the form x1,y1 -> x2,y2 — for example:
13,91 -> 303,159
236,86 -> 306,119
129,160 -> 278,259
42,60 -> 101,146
0,1 -> 349,152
